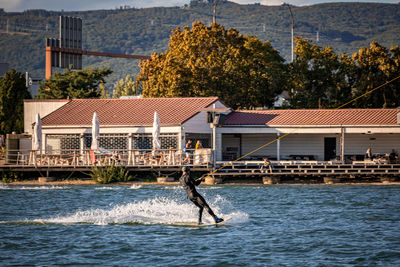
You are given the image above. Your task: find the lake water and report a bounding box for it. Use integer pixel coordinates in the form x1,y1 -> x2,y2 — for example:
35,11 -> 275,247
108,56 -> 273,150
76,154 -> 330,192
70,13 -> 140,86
1,183 -> 400,266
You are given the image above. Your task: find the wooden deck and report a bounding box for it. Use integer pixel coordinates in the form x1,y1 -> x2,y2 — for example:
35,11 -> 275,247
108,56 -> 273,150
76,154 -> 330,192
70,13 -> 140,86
202,161 -> 399,184
212,161 -> 400,177
0,148 -> 213,175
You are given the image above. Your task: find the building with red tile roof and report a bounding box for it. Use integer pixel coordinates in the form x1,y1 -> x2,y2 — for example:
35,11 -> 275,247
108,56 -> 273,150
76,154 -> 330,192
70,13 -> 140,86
24,97 -> 227,154
23,97 -> 400,162
217,108 -> 400,162
39,97 -> 221,126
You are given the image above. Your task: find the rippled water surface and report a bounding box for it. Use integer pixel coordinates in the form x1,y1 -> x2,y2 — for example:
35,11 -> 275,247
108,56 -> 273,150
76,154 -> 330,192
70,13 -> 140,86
1,184 -> 400,266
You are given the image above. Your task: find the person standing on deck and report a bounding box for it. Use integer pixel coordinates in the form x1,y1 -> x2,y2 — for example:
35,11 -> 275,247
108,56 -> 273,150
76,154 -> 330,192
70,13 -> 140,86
183,140 -> 192,164
179,166 -> 223,225
365,147 -> 372,159
195,140 -> 203,149
0,135 -> 4,158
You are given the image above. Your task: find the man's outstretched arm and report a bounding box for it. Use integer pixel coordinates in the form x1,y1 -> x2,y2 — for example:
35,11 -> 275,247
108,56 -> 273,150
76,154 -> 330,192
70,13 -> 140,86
195,175 -> 206,185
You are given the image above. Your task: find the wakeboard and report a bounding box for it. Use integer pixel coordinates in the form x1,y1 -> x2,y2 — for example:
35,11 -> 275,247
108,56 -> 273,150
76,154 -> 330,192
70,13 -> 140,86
167,218 -> 229,227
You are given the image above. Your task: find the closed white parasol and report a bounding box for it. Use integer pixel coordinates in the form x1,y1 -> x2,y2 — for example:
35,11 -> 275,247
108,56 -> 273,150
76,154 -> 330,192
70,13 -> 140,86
152,111 -> 161,150
32,113 -> 42,152
91,112 -> 99,150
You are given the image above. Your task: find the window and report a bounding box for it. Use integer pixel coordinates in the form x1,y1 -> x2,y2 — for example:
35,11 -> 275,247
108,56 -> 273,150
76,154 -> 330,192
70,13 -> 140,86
46,134 -> 80,154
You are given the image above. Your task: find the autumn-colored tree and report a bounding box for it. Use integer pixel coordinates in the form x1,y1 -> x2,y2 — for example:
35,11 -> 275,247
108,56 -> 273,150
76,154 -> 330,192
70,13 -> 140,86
112,75 -> 138,98
0,69 -> 32,134
36,67 -> 112,99
352,41 -> 400,108
99,83 -> 111,99
137,22 -> 286,109
288,37 -> 354,108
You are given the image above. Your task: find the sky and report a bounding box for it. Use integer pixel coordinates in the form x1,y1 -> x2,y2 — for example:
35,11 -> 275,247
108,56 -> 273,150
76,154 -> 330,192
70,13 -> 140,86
0,0 -> 398,12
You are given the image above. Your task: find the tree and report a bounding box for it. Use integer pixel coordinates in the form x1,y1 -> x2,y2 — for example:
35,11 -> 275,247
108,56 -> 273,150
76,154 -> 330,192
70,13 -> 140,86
36,67 -> 112,99
112,75 -> 137,98
99,83 -> 111,99
0,69 -> 32,134
288,37 -> 354,109
136,22 -> 286,109
351,41 -> 400,108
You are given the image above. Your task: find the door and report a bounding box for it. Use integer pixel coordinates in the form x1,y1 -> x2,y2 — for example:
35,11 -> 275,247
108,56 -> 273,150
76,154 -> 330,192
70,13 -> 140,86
324,137 -> 336,161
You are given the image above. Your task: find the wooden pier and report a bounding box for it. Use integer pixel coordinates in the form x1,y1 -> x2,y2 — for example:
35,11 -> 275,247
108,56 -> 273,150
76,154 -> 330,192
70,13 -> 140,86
206,160 -> 400,184
0,148 -> 213,178
214,161 -> 400,176
1,158 -> 399,184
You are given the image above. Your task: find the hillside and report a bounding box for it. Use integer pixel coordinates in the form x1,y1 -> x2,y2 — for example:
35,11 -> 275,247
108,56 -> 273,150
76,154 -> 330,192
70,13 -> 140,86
0,1 -> 399,91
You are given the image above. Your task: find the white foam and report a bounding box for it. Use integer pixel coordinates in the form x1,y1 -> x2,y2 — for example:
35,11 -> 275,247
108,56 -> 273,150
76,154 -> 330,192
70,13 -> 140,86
0,185 -> 69,190
162,185 -> 181,190
129,184 -> 142,189
38,196 -> 248,226
95,186 -> 119,190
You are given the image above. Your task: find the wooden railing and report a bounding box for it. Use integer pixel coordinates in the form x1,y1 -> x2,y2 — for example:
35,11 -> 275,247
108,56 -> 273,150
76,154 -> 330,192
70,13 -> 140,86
4,148 -> 214,167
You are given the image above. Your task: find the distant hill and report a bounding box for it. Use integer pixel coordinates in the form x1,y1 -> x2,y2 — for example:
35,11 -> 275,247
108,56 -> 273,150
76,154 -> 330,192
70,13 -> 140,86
0,1 -> 399,92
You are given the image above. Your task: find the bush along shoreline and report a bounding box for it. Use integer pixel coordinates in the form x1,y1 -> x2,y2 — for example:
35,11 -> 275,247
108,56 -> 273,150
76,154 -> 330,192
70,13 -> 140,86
90,164 -> 132,184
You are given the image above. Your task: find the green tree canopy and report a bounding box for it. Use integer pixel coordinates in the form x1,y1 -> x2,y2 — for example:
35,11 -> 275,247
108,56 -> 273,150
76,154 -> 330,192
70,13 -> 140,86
289,38 -> 400,109
36,67 -> 112,99
0,69 -> 32,134
288,37 -> 354,109
137,22 -> 286,109
112,75 -> 137,98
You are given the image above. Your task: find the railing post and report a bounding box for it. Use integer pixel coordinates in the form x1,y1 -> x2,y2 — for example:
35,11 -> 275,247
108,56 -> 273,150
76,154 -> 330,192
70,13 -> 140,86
340,127 -> 345,163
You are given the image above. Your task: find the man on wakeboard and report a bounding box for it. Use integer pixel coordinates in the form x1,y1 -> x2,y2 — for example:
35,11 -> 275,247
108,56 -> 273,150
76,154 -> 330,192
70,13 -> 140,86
179,166 -> 224,225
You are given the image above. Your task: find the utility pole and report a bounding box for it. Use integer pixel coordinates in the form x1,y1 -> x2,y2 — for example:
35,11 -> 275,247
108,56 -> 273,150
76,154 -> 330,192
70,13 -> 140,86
282,3 -> 294,62
213,0 -> 220,24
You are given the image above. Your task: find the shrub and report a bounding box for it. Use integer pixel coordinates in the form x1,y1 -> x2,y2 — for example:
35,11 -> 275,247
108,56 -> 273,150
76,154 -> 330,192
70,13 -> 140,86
90,164 -> 132,184
1,171 -> 20,183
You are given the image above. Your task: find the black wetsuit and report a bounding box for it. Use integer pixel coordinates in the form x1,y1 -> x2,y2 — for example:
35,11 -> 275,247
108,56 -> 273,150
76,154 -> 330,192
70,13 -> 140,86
179,173 -> 216,223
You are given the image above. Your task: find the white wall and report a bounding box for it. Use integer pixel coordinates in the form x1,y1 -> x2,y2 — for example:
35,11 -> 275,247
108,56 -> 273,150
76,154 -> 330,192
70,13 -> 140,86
279,134 -> 330,160
239,133 -> 330,160
344,133 -> 400,156
240,134 -> 278,158
24,100 -> 69,134
182,100 -> 228,134
220,132 -> 400,161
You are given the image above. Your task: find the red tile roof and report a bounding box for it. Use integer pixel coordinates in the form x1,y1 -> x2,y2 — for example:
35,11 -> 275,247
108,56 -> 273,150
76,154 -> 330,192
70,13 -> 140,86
223,109 -> 399,126
42,97 -> 219,126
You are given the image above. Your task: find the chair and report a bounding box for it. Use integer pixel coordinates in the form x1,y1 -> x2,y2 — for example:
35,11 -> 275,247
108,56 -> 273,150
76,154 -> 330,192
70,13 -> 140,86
17,152 -> 28,165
